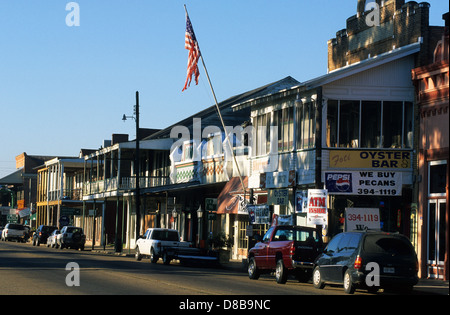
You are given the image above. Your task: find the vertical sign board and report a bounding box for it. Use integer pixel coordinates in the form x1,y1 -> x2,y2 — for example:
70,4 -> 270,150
267,189 -> 289,205
345,208 -> 380,231
307,189 -> 328,225
295,190 -> 308,213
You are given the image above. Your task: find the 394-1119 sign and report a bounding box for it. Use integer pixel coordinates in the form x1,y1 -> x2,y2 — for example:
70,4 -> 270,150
345,208 -> 381,231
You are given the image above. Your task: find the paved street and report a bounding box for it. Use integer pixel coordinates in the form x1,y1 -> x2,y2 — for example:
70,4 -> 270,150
1,241 -> 448,298
0,241 -> 361,296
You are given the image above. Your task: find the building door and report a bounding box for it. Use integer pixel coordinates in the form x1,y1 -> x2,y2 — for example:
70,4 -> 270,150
427,199 -> 447,279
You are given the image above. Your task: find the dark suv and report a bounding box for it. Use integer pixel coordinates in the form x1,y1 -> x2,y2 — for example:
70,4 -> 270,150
32,225 -> 57,246
313,231 -> 418,294
59,226 -> 86,250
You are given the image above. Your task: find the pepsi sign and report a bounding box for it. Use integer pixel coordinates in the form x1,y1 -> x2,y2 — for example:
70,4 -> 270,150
326,173 -> 353,193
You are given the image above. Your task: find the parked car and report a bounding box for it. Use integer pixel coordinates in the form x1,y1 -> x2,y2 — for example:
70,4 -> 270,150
135,228 -> 192,264
247,225 -> 323,284
32,225 -> 57,246
1,223 -> 27,242
312,230 -> 418,294
47,229 -> 60,248
58,226 -> 85,250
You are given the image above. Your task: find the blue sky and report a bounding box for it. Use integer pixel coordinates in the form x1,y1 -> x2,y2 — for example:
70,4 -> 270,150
0,0 -> 448,179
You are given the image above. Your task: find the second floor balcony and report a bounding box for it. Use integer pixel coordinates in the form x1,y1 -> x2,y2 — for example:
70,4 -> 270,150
83,175 -> 170,195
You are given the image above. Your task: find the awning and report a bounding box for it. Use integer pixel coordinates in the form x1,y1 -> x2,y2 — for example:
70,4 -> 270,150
216,176 -> 248,215
0,169 -> 23,185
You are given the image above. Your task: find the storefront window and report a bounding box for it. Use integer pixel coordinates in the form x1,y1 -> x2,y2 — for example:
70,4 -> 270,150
383,101 -> 403,148
277,107 -> 294,152
326,99 -> 413,149
429,161 -> 447,195
327,100 -> 338,147
297,100 -> 316,150
403,102 -> 413,148
254,113 -> 270,156
361,101 -> 381,148
339,100 -> 360,148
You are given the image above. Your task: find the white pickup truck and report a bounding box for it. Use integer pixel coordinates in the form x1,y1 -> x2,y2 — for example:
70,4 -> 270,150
1,223 -> 28,242
135,228 -> 217,265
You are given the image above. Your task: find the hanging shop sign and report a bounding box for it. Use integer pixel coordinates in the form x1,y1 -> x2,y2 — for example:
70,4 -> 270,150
325,171 -> 402,196
306,189 -> 328,226
267,189 -> 289,205
329,150 -> 411,169
248,205 -> 270,224
345,208 -> 380,231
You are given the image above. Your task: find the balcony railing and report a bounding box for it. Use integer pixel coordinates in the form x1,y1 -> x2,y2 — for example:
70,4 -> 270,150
47,188 -> 83,201
83,176 -> 170,195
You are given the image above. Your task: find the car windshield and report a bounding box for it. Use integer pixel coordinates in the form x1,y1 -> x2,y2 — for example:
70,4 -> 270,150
363,234 -> 414,256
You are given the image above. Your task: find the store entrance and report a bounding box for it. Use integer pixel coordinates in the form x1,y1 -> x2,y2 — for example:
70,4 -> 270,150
427,199 -> 447,279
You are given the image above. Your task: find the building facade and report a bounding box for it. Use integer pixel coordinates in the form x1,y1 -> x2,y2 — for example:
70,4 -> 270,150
411,12 -> 449,280
1,153 -> 56,227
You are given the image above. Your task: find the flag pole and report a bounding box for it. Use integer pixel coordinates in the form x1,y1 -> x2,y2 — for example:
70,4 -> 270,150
184,5 -> 247,195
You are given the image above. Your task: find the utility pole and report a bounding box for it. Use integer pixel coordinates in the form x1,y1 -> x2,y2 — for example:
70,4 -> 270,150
135,91 -> 141,238
122,91 -> 141,240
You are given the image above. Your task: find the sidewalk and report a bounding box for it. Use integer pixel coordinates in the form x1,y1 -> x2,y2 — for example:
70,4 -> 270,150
88,244 -> 448,295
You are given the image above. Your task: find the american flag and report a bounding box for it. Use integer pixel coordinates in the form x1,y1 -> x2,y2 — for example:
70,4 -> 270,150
182,13 -> 201,92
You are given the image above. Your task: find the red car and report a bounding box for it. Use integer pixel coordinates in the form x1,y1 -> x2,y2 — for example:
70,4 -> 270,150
248,225 -> 323,284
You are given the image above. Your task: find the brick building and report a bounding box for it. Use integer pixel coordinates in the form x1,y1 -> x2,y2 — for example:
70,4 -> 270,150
411,12 -> 449,280
328,0 -> 442,72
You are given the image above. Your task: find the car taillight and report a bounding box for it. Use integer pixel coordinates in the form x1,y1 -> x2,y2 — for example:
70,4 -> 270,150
354,256 -> 362,270
290,243 -> 295,257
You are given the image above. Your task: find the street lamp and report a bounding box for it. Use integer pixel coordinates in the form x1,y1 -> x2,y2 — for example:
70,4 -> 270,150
122,91 -> 141,243
197,206 -> 203,248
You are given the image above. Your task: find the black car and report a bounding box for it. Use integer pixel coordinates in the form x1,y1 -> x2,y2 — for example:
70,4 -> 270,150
32,225 -> 58,246
312,231 -> 418,294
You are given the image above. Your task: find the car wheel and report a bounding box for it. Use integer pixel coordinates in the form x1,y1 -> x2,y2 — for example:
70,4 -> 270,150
343,270 -> 355,294
313,266 -> 325,289
275,259 -> 288,284
150,249 -> 159,263
248,257 -> 260,280
135,246 -> 142,261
